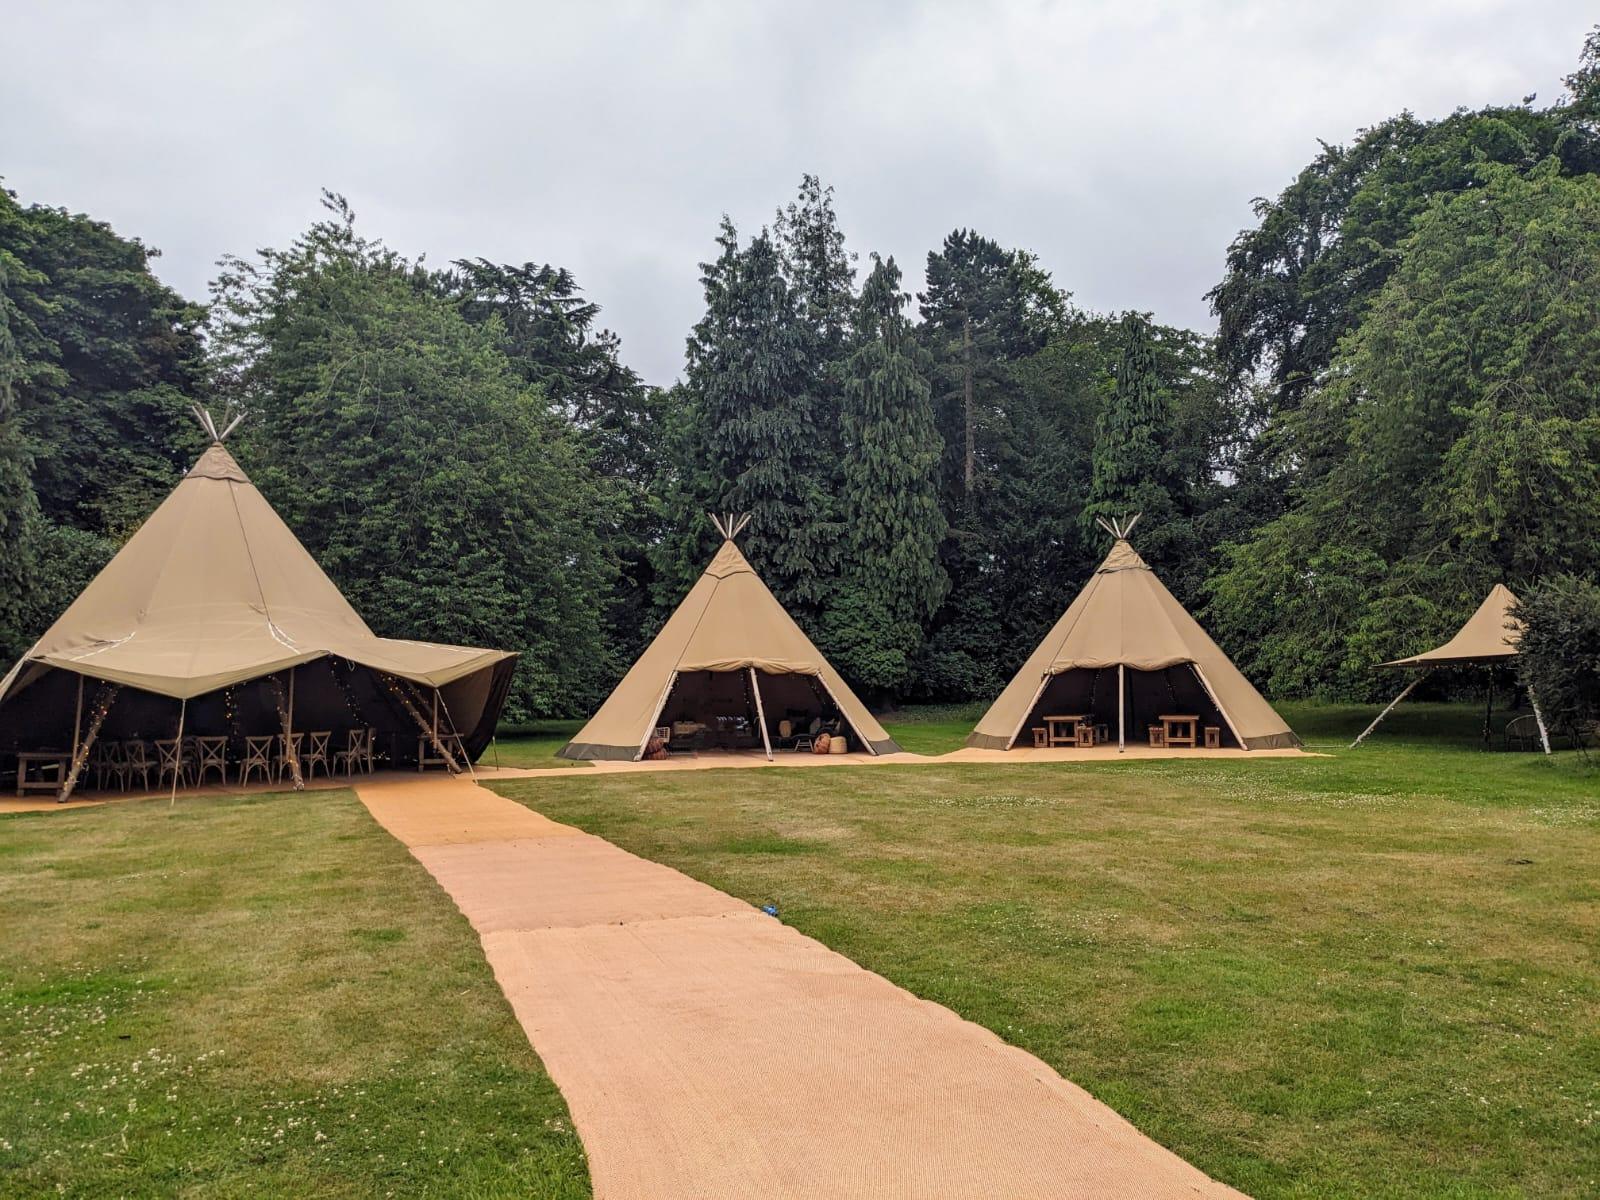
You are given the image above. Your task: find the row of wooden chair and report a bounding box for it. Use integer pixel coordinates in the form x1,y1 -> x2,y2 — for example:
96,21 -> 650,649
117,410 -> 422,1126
89,729 -> 377,791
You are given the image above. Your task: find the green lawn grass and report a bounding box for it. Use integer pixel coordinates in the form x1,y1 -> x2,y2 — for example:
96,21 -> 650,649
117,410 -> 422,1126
877,701 -> 987,754
489,702 -> 1600,1198
488,719 -> 589,769
0,789 -> 589,1198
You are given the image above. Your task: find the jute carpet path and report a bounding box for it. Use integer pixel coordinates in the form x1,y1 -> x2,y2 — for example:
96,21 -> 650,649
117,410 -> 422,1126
357,775 -> 1244,1199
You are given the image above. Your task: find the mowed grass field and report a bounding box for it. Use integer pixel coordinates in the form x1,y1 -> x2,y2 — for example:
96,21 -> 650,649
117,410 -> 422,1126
489,703 -> 1600,1198
489,720 -> 587,768
0,789 -> 589,1198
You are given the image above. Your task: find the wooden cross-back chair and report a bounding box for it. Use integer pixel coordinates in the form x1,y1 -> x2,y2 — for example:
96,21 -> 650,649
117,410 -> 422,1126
240,736 -> 274,787
124,741 -> 155,791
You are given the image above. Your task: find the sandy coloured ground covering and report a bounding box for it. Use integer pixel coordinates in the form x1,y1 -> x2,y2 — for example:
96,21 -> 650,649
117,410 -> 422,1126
356,774 -> 1244,1199
0,743 -> 1314,814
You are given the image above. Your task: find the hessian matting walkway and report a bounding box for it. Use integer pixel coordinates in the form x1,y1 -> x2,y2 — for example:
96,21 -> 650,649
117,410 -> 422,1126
357,774 -> 1244,1199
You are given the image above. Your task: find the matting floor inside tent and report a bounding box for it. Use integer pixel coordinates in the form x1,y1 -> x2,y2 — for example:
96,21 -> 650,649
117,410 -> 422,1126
356,774 -> 1243,1200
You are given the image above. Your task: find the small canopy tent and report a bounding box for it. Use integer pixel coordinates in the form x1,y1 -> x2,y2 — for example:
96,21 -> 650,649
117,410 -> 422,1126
968,517 -> 1300,752
0,408 -> 517,797
559,515 -> 899,761
1350,584 -> 1550,753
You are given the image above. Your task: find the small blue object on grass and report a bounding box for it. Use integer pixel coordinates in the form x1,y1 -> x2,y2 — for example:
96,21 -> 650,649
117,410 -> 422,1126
761,903 -> 779,917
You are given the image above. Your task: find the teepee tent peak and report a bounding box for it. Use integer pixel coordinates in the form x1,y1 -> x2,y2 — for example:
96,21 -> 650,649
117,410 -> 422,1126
708,511 -> 753,540
189,403 -> 247,446
1094,513 -> 1142,541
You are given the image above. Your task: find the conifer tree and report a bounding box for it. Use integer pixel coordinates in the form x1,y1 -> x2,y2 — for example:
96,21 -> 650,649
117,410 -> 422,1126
1082,311 -> 1179,543
820,256 -> 947,698
671,219 -> 834,616
914,230 -> 1065,698
775,175 -> 856,370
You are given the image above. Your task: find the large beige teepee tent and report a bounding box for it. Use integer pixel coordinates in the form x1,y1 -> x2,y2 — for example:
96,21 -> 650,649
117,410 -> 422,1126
968,518 -> 1299,751
1350,584 -> 1550,753
559,515 -> 899,760
0,408 -> 516,796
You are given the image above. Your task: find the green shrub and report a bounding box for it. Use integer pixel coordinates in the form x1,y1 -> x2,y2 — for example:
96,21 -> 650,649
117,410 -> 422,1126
1514,575 -> 1600,748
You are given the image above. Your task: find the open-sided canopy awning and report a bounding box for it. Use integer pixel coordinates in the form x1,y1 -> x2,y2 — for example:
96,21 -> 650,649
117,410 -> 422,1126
1377,584 -> 1522,669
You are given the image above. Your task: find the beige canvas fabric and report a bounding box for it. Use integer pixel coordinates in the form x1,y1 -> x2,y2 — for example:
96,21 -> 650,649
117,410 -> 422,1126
1379,584 -> 1522,668
560,539 -> 897,759
970,539 -> 1299,750
0,441 -> 512,704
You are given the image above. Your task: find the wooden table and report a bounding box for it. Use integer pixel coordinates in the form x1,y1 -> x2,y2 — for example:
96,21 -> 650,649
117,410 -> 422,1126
1159,714 -> 1200,748
16,751 -> 70,797
1041,715 -> 1087,747
417,733 -> 468,771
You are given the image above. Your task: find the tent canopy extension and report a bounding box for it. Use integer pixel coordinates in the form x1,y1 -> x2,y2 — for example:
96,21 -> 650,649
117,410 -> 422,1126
0,408 -> 516,786
559,516 -> 899,760
1377,584 -> 1521,669
1351,584 -> 1549,752
969,517 -> 1300,751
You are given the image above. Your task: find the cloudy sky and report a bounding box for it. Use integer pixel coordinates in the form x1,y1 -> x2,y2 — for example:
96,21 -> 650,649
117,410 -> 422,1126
4,1 -> 1594,383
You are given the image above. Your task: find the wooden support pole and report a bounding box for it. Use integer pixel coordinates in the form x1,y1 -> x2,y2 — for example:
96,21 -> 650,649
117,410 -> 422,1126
1193,663 -> 1246,751
1350,672 -> 1428,748
638,670 -> 679,761
273,674 -> 305,790
71,675 -> 84,773
58,683 -> 117,802
435,688 -> 476,779
388,676 -> 460,773
169,698 -> 187,806
749,667 -> 773,761
1528,690 -> 1553,756
1007,675 -> 1052,751
1483,677 -> 1495,746
1117,664 -> 1126,753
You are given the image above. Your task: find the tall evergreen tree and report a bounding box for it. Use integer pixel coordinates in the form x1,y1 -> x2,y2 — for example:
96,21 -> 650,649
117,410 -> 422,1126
665,219 -> 834,617
914,230 -> 1064,698
774,175 -> 856,373
774,174 -> 856,559
1082,312 -> 1180,544
919,231 -> 1052,501
819,255 -> 946,699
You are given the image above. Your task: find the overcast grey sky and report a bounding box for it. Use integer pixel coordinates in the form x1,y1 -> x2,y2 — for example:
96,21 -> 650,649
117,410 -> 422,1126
3,1 -> 1594,383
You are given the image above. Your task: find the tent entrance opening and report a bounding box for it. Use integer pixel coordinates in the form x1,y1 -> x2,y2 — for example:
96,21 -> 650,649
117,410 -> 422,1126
1019,666 -> 1237,749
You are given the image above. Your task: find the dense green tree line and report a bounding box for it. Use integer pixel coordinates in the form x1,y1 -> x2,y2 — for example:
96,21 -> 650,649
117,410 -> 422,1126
4,29 -> 1599,719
